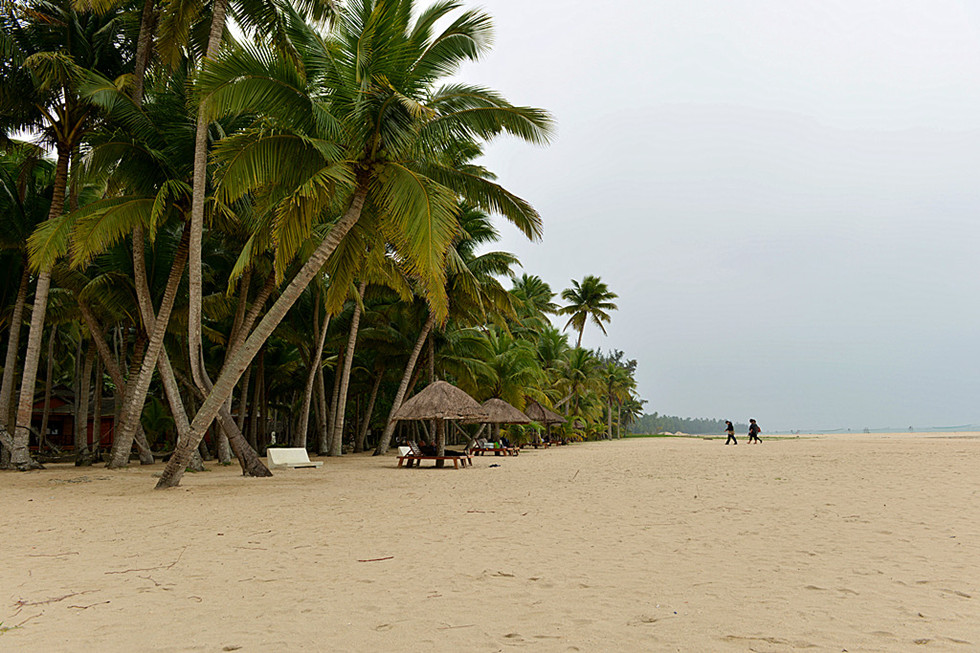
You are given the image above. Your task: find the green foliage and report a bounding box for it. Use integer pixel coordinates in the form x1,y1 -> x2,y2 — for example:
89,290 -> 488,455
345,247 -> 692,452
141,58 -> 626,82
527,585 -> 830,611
0,0 -> 648,463
630,413 -> 747,435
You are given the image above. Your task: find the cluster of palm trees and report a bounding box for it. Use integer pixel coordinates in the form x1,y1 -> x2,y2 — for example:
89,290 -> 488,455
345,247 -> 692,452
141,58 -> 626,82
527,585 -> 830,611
0,0 -> 643,487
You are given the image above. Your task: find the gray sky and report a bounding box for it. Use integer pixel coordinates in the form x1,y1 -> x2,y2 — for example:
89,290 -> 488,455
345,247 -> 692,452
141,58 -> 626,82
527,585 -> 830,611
459,0 -> 980,430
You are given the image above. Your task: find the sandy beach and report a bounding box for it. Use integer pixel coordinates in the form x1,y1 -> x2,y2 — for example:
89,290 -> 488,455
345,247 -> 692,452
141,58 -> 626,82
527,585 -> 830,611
2,433 -> 978,652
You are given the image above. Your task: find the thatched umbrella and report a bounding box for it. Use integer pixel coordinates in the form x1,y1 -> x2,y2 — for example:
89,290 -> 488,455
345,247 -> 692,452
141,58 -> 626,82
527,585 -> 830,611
464,398 -> 531,443
524,400 -> 565,424
523,400 -> 565,443
392,381 -> 487,466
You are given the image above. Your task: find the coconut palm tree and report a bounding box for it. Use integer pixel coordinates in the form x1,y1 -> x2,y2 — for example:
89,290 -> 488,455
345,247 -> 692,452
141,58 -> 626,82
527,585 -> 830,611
473,328 -> 544,408
156,0 -> 552,487
184,0 -> 337,403
1,0 -> 133,469
559,275 -> 618,349
0,143 -> 54,461
555,346 -> 599,420
510,273 -> 558,330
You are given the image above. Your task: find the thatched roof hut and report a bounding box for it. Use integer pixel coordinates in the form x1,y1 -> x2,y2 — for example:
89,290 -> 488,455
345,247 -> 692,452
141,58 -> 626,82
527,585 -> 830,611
392,381 -> 487,466
523,400 -> 565,425
392,380 -> 488,422
464,398 -> 531,425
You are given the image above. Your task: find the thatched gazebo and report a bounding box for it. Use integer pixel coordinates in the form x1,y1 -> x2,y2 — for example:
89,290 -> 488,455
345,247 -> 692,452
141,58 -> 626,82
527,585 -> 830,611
523,400 -> 566,443
465,397 -> 531,442
392,381 -> 488,467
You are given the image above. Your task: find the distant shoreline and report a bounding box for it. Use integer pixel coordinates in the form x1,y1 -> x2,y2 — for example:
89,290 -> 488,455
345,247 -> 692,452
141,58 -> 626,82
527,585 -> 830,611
628,430 -> 980,438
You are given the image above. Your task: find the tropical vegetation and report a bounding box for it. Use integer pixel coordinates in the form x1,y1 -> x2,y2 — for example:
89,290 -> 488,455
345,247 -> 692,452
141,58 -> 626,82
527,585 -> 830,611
629,414 -> 747,436
0,0 -> 644,487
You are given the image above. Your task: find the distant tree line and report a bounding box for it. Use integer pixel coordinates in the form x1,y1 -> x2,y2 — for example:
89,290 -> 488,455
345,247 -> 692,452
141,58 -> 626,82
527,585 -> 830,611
629,413 -> 747,435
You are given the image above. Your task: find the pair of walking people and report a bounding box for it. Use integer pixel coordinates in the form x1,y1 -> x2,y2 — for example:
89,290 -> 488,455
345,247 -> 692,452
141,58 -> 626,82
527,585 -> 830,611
725,419 -> 762,445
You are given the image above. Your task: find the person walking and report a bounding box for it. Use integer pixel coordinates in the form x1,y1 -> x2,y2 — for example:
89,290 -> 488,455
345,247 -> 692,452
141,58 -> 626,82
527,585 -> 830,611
724,420 -> 737,445
747,419 -> 762,443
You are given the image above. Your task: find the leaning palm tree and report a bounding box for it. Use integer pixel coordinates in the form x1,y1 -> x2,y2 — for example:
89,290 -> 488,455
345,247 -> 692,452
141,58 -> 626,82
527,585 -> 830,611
183,0 -> 337,407
155,0 -> 552,487
559,275 -> 618,348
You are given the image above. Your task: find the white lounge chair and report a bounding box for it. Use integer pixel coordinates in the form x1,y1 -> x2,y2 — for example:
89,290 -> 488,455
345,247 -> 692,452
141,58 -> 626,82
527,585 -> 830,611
266,448 -> 323,469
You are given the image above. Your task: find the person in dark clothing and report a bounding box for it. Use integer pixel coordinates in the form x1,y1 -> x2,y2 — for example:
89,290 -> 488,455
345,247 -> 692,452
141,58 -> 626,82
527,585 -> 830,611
747,419 -> 762,443
724,420 -> 737,445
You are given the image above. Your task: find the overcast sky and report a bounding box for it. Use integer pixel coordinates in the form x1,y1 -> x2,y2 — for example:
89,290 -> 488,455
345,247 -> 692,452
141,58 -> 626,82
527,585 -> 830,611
458,0 -> 980,430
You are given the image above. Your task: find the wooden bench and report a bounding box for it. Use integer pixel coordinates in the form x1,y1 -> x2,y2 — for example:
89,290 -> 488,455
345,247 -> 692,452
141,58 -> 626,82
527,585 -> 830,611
266,448 -> 323,469
396,444 -> 472,469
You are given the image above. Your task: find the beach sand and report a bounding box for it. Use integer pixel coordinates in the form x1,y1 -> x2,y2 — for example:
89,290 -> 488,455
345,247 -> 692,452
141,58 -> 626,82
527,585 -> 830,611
1,433 -> 978,652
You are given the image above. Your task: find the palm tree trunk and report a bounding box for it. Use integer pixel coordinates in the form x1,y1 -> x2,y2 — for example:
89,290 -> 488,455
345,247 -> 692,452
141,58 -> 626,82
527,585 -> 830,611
75,341 -> 94,463
38,325 -> 57,449
296,292 -> 330,450
188,0 -> 232,391
237,365 -> 250,432
132,0 -> 156,105
607,397 -> 613,440
95,346 -> 153,460
11,269 -> 51,470
194,348 -> 269,473
0,263 -> 30,448
428,334 -> 435,382
330,281 -> 365,456
326,346 -> 343,455
434,419 -> 446,468
121,333 -> 155,464
354,370 -> 382,452
226,271 -> 275,360
374,311 -> 436,456
75,300 -> 148,452
93,357 -> 103,453
307,378 -> 320,444
171,364 -> 271,476
108,226 -> 190,468
247,350 -> 262,450
258,355 -> 267,454
315,362 -> 328,454
71,334 -> 81,444
216,268 -> 252,464
10,141 -> 73,469
156,182 -> 368,488
198,433 -> 211,460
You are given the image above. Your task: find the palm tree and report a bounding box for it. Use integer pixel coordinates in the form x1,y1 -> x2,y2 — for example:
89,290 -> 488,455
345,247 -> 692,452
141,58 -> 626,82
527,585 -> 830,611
473,328 -> 544,408
555,346 -> 598,420
156,0 -> 552,487
511,273 -> 558,320
599,357 -> 633,439
184,0 -> 337,402
0,143 -> 54,460
1,0 -> 132,469
559,275 -> 618,348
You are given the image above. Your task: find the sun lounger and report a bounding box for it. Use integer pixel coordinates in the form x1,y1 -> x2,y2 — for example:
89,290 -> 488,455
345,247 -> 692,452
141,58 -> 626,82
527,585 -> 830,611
266,447 -> 323,469
397,441 -> 472,469
469,438 -> 519,456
